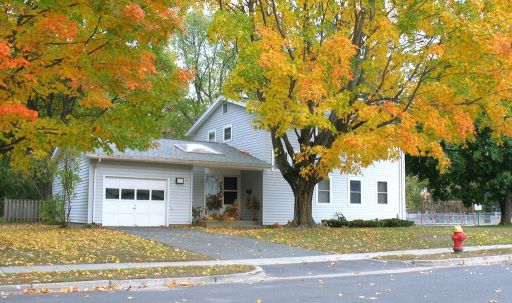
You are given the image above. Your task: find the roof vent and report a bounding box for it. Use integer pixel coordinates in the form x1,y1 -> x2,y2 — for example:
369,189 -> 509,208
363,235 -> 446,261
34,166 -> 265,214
175,143 -> 222,155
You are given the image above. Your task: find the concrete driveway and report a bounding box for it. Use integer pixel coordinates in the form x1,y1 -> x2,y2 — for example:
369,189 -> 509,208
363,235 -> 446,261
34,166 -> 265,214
115,227 -> 327,260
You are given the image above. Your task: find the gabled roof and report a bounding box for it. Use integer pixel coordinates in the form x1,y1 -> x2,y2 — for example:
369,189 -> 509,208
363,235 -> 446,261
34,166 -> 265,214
85,139 -> 270,170
185,97 -> 247,136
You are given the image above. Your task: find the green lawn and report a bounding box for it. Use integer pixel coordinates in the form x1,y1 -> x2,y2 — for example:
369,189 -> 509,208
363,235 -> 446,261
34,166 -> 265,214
376,248 -> 512,261
195,225 -> 512,254
0,224 -> 207,266
0,265 -> 254,285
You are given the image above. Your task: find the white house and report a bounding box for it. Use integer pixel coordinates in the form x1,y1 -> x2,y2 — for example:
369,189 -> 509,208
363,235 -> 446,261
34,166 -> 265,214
52,97 -> 406,226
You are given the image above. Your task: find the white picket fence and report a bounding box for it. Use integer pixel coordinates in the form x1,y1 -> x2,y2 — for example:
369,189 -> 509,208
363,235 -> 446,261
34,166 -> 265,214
407,212 -> 501,226
3,198 -> 42,222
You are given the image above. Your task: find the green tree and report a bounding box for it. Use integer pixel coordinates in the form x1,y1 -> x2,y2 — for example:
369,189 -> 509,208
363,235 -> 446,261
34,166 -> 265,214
407,128 -> 512,225
57,150 -> 80,227
405,175 -> 428,212
167,12 -> 236,138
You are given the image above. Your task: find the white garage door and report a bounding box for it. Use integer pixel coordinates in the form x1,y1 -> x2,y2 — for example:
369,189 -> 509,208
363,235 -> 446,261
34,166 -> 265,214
102,177 -> 167,227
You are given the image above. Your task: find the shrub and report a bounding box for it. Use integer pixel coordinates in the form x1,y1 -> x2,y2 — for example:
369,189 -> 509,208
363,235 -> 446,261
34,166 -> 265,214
381,218 -> 415,227
322,218 -> 415,228
349,219 -> 383,228
322,219 -> 349,228
41,195 -> 64,225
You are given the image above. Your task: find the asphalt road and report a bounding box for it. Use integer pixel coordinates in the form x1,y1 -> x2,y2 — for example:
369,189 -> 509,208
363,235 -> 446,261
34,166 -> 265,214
2,261 -> 511,303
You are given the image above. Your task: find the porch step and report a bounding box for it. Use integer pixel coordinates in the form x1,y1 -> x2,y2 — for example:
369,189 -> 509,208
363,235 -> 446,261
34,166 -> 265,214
196,220 -> 261,229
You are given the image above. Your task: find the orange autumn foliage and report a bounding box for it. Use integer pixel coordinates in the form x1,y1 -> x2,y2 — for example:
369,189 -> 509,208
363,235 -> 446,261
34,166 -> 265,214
0,1 -> 188,166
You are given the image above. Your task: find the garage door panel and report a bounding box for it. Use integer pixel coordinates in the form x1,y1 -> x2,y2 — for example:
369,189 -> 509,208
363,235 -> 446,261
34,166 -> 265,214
103,177 -> 167,227
149,214 -> 166,226
135,202 -> 150,213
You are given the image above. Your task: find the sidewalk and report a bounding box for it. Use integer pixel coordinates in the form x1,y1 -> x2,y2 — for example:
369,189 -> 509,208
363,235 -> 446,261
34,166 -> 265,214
2,244 -> 511,274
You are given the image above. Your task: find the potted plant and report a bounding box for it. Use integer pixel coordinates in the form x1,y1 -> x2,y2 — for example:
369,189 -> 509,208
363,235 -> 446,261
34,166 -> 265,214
206,192 -> 223,214
246,195 -> 260,221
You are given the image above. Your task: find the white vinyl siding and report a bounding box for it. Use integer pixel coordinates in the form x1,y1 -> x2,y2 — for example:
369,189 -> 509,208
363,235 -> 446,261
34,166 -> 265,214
52,155 -> 90,224
190,102 -> 267,161
188,98 -> 406,224
93,160 -> 192,225
263,159 -> 404,224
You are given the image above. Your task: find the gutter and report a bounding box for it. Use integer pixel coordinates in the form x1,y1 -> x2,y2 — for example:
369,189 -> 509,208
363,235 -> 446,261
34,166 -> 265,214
84,154 -> 271,171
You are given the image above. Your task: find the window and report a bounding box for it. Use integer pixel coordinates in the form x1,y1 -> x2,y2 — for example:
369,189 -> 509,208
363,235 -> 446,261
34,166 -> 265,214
207,130 -> 216,142
121,189 -> 135,200
223,176 -> 238,205
137,189 -> 150,200
223,125 -> 232,142
152,190 -> 165,201
350,180 -> 361,204
222,102 -> 228,114
378,181 -> 388,204
317,179 -> 330,204
105,188 -> 119,199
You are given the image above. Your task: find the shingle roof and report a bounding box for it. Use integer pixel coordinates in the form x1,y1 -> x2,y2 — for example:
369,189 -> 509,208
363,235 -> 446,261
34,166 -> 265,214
85,139 -> 270,170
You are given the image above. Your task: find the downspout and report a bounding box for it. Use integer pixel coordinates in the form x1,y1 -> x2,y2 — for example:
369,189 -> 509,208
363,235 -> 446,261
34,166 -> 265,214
400,152 -> 406,219
92,158 -> 101,224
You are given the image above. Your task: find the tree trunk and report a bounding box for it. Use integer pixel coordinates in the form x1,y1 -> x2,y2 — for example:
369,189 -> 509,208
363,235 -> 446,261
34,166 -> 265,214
289,180 -> 316,227
499,193 -> 512,225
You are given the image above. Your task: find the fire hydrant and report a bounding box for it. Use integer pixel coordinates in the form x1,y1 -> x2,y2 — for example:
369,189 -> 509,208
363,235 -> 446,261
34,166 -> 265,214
452,225 -> 467,253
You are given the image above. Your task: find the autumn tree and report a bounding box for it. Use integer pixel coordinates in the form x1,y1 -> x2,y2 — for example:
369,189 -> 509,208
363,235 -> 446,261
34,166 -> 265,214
209,0 -> 512,226
167,12 -> 236,138
408,128 -> 512,225
0,1 -> 187,167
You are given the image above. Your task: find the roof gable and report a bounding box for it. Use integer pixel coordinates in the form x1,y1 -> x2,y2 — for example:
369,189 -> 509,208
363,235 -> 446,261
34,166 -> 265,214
185,97 -> 247,136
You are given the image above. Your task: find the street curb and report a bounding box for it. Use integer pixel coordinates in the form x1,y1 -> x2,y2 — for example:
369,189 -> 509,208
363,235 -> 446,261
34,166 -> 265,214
392,254 -> 512,267
0,266 -> 263,294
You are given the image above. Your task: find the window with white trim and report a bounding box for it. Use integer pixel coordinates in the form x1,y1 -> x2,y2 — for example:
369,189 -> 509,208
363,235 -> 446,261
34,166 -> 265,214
317,179 -> 330,204
223,125 -> 232,142
350,180 -> 361,204
377,181 -> 388,204
222,103 -> 228,114
208,130 -> 216,142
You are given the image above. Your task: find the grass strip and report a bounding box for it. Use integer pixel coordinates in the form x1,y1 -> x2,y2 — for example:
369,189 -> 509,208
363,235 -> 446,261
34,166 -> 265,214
193,226 -> 512,254
0,224 -> 207,266
376,248 -> 512,261
0,265 -> 254,285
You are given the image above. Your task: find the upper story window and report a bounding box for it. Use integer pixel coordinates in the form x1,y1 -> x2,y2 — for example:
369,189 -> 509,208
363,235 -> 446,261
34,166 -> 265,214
208,130 -> 216,142
222,103 -> 228,114
350,180 -> 361,204
223,125 -> 232,142
377,181 -> 388,204
317,179 -> 330,204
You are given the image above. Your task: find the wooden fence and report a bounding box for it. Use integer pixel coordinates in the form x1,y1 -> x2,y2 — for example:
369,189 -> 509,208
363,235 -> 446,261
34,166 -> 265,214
3,198 -> 42,222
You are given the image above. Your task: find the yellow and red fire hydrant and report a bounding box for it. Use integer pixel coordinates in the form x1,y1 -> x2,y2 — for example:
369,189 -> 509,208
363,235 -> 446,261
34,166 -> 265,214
452,225 -> 467,253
